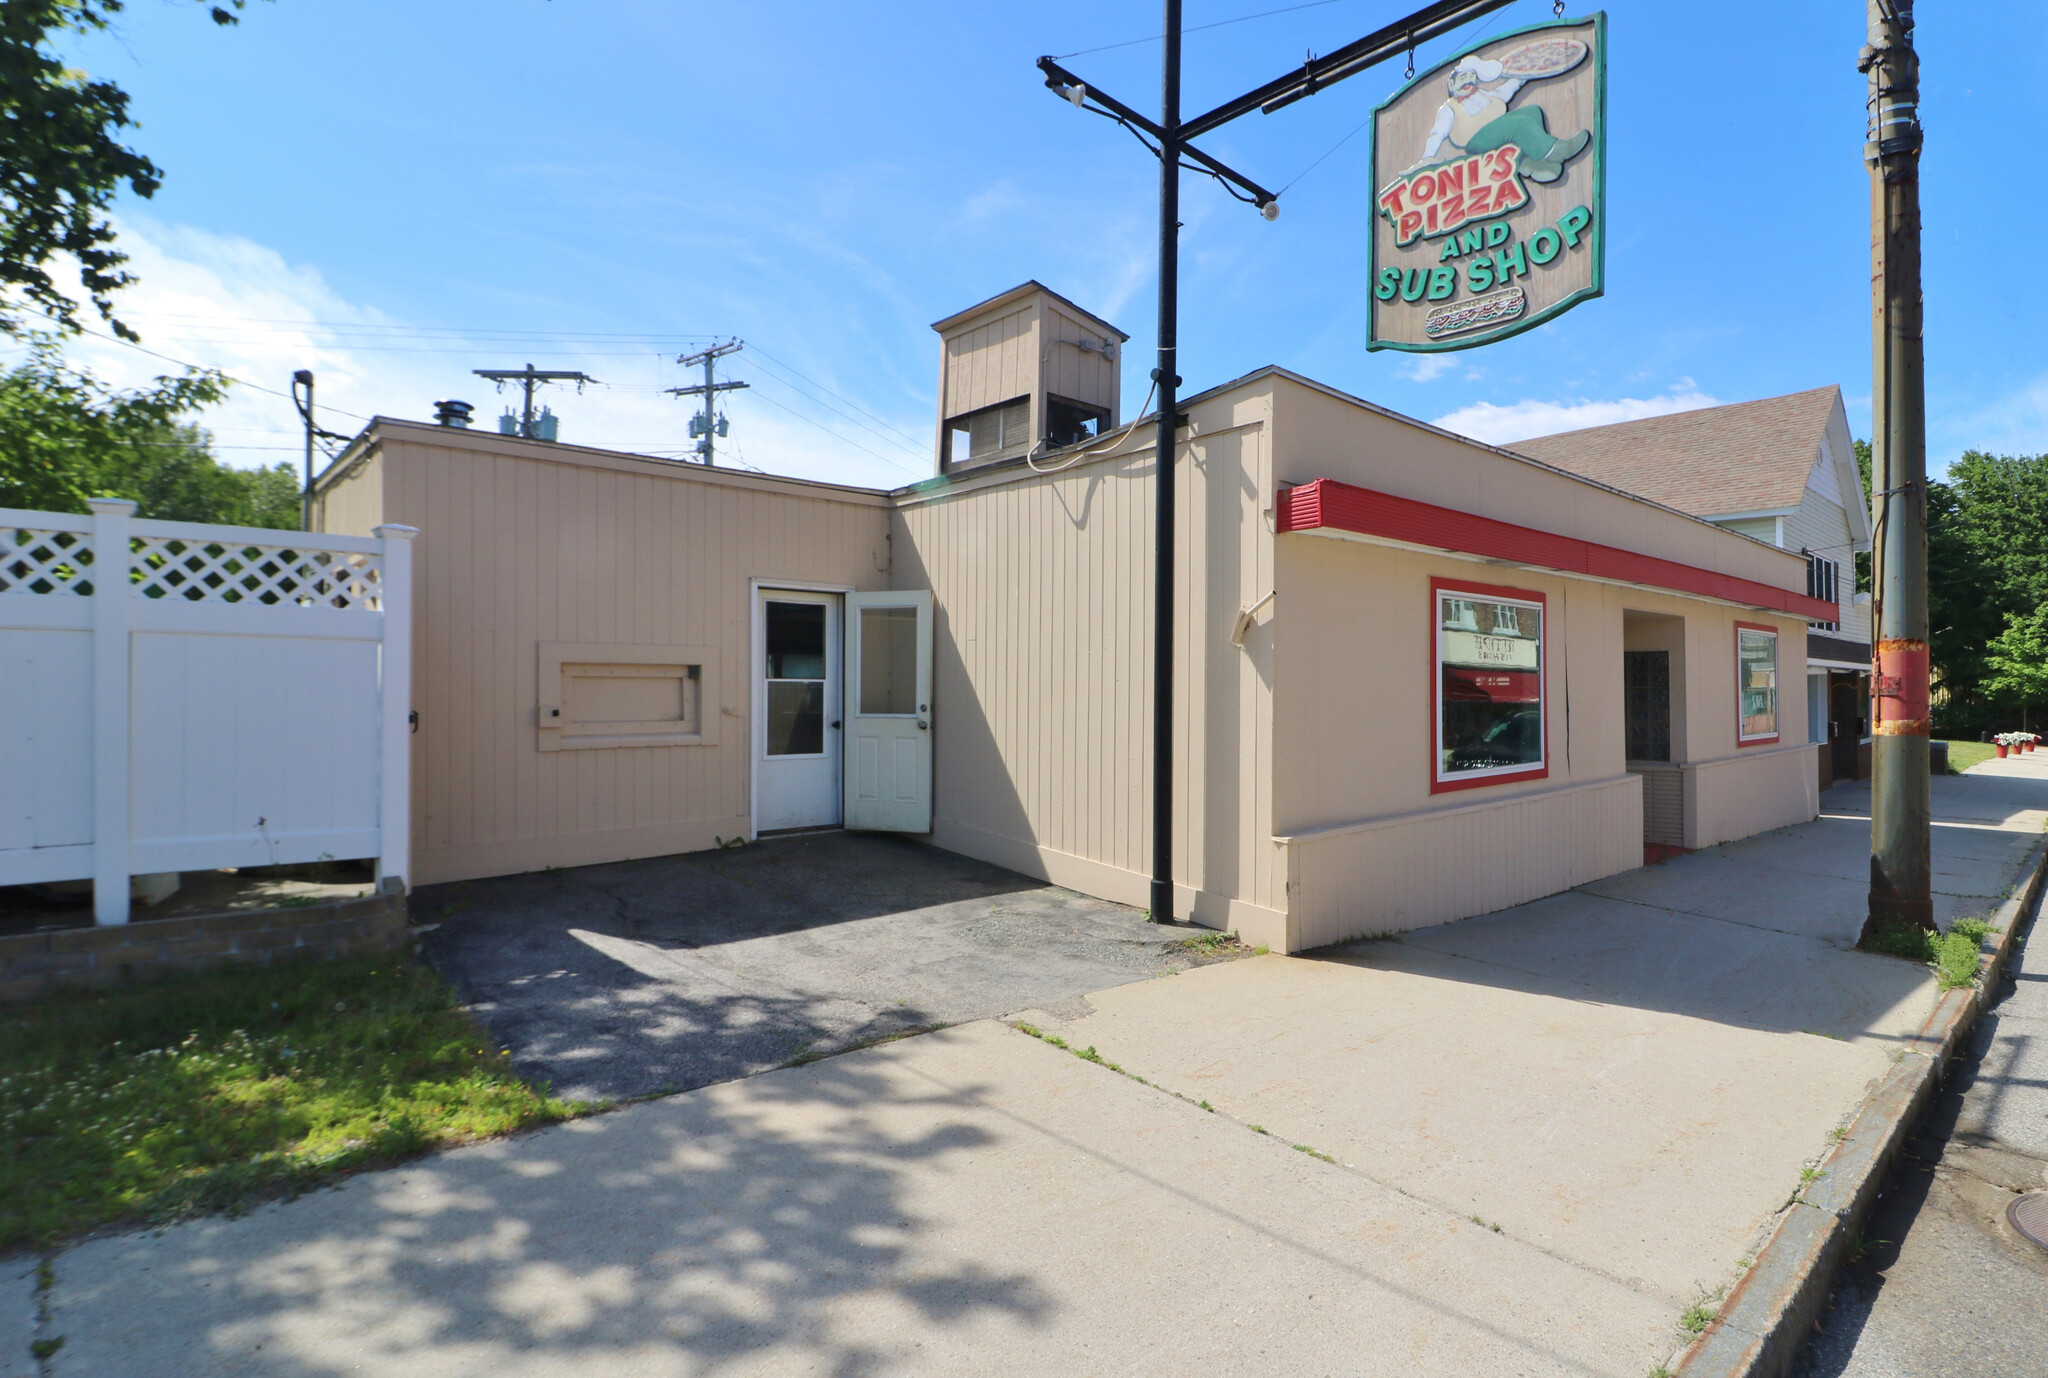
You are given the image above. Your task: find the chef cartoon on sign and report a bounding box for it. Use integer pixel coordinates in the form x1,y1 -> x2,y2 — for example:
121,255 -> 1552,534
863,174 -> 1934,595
1409,36 -> 1592,182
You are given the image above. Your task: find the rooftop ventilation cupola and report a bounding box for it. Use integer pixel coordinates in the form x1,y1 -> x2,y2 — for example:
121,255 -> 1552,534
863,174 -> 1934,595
930,282 -> 1127,474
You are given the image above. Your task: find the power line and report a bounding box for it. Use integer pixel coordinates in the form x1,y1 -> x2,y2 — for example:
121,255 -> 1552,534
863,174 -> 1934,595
52,323 -> 376,424
1055,0 -> 1366,59
744,344 -> 928,449
744,389 -> 927,478
743,354 -> 928,460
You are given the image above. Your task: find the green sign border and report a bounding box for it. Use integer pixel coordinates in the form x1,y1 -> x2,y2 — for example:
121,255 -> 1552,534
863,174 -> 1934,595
1366,10 -> 1607,354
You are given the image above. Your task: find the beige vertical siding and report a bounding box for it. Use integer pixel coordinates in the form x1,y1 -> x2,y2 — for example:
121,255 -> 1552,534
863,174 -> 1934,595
314,448 -> 383,539
1041,303 -> 1118,418
320,424 -> 891,885
891,389 -> 1285,945
941,306 -> 1035,419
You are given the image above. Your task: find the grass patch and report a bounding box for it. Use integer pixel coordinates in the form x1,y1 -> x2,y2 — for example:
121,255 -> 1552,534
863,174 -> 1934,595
1860,920 -> 1990,990
1940,739 -> 1996,774
0,954 -> 587,1250
1679,1302 -> 1716,1334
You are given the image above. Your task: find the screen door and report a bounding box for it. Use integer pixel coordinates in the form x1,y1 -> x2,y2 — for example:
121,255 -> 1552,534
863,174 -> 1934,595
755,590 -> 842,831
843,590 -> 932,832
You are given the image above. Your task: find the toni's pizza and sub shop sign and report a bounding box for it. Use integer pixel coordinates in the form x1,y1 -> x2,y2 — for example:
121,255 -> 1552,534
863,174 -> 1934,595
1369,13 -> 1605,352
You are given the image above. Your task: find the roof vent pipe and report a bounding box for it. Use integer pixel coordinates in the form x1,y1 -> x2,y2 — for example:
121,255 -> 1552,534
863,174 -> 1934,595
434,399 -> 475,428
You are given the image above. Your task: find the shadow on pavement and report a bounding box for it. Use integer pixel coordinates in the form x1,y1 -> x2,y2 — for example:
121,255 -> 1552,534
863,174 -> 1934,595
416,832 -> 1209,1103
52,1050 -> 1052,1378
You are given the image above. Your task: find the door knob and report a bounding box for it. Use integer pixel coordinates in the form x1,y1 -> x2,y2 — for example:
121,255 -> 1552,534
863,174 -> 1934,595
831,720 -> 842,729
918,721 -> 929,731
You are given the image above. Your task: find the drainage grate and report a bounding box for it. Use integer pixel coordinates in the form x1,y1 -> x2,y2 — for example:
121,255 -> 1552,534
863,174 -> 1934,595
2008,1193 -> 2048,1250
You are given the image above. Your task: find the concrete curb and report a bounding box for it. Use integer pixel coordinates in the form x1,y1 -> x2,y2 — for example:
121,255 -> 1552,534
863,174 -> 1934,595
1672,831 -> 2048,1378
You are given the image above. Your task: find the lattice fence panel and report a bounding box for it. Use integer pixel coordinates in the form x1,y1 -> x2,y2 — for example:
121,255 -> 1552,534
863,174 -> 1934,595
1,526 -> 95,595
128,536 -> 383,609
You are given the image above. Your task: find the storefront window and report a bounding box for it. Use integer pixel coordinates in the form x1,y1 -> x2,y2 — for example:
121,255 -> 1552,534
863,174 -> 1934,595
1737,624 -> 1779,743
1435,583 -> 1545,788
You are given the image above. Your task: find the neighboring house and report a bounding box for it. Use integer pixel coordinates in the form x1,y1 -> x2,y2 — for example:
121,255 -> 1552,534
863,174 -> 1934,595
1513,388 -> 1874,790
314,284 -> 1833,950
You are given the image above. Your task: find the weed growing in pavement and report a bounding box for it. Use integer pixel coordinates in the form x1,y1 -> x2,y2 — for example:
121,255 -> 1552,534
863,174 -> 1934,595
1249,1124 -> 1268,1135
1174,931 -> 1268,964
1846,1229 -> 1890,1263
1800,1166 -> 1825,1185
1291,1143 -> 1335,1163
1678,1283 -> 1726,1335
1829,1125 -> 1849,1142
1646,1367 -> 1674,1378
0,956 -> 586,1250
1199,1100 -> 1214,1112
31,1337 -> 63,1359
1860,921 -> 1987,990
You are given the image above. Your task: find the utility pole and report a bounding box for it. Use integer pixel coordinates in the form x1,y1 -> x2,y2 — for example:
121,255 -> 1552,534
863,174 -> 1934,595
293,369 -> 315,532
472,364 -> 595,439
667,340 -> 748,465
1038,0 -> 1513,922
1859,0 -> 1932,944
290,369 -> 348,532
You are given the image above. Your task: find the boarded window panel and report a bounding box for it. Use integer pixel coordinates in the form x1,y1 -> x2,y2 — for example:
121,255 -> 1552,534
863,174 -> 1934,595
860,606 -> 919,715
563,664 -> 700,737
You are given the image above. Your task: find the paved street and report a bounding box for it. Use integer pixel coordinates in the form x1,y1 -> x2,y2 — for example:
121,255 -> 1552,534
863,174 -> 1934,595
28,766 -> 2048,1376
1796,751 -> 2048,1378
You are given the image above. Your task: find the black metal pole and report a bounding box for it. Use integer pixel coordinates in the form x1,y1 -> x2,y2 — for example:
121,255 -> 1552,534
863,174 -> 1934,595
1150,0 -> 1181,925
293,368 -> 315,532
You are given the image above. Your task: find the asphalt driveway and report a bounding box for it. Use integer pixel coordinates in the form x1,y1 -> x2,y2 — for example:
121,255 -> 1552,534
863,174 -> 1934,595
417,832 -> 1220,1103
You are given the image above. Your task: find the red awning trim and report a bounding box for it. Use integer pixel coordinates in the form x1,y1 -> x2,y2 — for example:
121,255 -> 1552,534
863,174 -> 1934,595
1277,477 -> 1838,623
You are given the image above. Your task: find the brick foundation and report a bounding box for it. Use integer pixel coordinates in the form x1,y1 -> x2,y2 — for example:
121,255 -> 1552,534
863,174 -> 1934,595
0,880 -> 410,1003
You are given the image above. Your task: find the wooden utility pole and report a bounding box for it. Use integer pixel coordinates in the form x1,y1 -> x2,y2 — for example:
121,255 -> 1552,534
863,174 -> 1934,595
1859,0 -> 1932,943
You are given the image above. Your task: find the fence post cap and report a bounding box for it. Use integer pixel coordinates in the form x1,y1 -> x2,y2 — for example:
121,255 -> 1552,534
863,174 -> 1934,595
372,524 -> 420,540
85,498 -> 138,516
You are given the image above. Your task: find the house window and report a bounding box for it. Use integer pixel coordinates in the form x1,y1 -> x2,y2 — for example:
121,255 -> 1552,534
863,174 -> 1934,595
1736,623 -> 1780,744
945,397 -> 1030,468
1433,580 -> 1546,790
1805,552 -> 1840,631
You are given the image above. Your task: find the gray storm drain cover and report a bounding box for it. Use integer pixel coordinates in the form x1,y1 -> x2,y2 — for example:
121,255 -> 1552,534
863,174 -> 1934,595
2008,1193 -> 2048,1250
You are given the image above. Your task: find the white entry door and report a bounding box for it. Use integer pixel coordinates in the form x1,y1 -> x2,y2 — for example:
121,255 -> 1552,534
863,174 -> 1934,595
844,590 -> 933,832
755,590 -> 843,831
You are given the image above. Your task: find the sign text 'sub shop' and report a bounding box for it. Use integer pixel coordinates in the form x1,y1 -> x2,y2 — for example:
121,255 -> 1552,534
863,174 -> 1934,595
1368,14 -> 1605,352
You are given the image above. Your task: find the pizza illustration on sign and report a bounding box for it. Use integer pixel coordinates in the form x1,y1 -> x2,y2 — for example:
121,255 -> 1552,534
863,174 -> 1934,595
1368,14 -> 1605,354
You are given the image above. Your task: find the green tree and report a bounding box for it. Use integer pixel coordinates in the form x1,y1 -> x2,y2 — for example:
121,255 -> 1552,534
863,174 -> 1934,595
1,1 -> 251,340
0,334 -> 296,529
1984,607 -> 2048,724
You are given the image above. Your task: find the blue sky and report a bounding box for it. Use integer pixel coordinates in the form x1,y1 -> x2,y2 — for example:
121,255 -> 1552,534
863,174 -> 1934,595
36,0 -> 2047,489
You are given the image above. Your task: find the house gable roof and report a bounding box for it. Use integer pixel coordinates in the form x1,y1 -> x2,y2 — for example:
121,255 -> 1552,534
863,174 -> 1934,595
1508,387 -> 1844,519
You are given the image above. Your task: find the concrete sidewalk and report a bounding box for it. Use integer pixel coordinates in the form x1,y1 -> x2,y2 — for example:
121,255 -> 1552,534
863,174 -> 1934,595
30,769 -> 2048,1376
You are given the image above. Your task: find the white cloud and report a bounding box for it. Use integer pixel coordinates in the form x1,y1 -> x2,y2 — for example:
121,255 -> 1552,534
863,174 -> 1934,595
1935,370 -> 2048,466
11,217 -> 935,490
1397,354 -> 1456,383
1432,386 -> 1721,446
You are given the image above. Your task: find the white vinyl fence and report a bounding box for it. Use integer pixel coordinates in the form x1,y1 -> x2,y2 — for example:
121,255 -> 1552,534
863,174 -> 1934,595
2,499 -> 414,924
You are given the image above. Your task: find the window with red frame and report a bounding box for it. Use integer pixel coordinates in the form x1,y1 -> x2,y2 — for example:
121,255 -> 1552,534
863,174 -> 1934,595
1436,586 -> 1544,784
